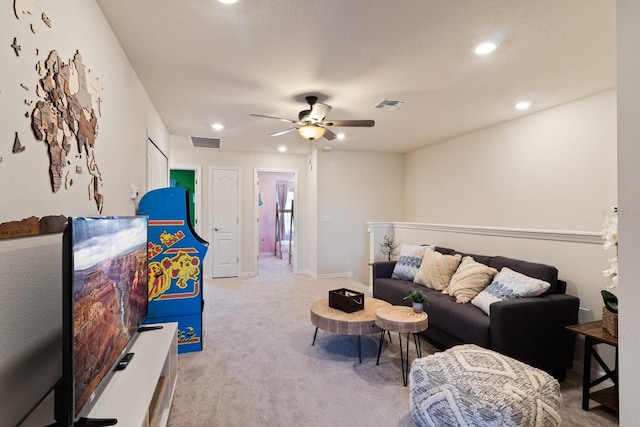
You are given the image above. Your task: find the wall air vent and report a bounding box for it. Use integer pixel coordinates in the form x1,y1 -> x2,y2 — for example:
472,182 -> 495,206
372,99 -> 407,110
191,136 -> 221,149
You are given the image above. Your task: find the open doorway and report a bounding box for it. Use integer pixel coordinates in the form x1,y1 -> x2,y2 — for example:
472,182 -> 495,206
255,170 -> 296,275
169,166 -> 201,235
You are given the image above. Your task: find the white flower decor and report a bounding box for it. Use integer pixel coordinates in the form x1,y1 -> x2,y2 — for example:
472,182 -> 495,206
602,206 -> 618,288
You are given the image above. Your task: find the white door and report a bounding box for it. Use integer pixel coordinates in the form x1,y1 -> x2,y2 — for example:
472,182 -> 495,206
147,138 -> 168,191
211,168 -> 239,277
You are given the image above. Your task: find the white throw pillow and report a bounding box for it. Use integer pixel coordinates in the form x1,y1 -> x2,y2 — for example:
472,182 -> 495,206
391,244 -> 434,281
471,267 -> 551,315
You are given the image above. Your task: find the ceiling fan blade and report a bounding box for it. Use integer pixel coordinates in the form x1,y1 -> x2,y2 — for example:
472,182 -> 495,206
270,127 -> 298,137
250,113 -> 297,124
323,119 -> 375,127
308,102 -> 332,122
322,128 -> 337,141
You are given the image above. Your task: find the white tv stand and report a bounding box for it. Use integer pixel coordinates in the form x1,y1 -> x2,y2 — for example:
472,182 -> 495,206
84,322 -> 178,427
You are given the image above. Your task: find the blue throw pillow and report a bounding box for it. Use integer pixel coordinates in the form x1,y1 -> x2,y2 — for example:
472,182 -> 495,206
391,244 -> 433,281
471,267 -> 551,315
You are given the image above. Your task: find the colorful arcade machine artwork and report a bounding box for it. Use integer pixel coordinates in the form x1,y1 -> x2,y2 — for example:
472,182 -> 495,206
139,187 -> 209,353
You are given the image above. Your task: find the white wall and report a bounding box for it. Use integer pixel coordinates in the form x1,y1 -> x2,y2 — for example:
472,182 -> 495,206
0,1 -> 169,424
617,0 -> 640,422
173,145 -> 406,282
170,141 -> 309,276
404,90 -> 617,230
316,150 -> 404,282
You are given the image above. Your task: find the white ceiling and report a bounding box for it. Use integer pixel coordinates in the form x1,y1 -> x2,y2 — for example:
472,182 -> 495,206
96,0 -> 615,155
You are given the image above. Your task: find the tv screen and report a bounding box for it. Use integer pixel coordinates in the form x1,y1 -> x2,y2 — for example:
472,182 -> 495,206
57,216 -> 148,425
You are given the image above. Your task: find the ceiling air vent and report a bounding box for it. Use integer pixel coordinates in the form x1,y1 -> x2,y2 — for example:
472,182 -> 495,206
191,136 -> 221,149
372,99 -> 407,110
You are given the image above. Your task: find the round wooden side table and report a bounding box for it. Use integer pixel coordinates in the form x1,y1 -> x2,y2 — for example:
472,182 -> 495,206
375,305 -> 429,386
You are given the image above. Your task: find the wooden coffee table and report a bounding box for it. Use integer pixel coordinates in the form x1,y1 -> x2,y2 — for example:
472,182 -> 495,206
310,297 -> 392,363
375,305 -> 429,386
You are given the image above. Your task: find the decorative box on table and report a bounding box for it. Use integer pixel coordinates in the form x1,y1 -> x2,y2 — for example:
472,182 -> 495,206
329,288 -> 364,313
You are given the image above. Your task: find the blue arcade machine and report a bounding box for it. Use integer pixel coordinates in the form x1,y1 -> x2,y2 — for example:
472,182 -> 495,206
139,187 -> 209,353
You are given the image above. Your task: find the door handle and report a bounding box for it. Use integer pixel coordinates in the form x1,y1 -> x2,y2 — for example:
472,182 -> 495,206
214,227 -> 221,231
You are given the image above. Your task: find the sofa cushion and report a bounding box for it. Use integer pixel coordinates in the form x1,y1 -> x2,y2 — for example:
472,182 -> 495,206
453,251 -> 493,267
446,256 -> 498,303
471,267 -> 552,315
413,250 -> 461,290
425,290 -> 491,347
374,278 -> 428,306
434,246 -> 456,255
391,244 -> 433,281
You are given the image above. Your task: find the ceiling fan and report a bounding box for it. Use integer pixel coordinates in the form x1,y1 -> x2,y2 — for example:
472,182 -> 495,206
250,96 -> 375,141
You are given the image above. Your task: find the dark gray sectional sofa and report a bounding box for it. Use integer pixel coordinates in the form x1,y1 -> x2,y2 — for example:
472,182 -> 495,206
372,247 -> 579,380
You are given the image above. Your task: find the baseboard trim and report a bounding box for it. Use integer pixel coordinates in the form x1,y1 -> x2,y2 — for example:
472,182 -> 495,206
367,221 -> 601,245
296,270 -> 353,279
316,272 -> 354,279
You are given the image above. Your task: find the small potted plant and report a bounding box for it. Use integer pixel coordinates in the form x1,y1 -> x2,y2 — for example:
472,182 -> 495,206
404,289 -> 429,313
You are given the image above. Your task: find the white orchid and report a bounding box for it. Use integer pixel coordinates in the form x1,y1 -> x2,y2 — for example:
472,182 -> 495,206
602,206 -> 618,288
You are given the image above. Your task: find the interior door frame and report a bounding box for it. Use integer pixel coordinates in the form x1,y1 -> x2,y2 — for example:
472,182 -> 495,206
253,168 -> 298,275
169,164 -> 202,235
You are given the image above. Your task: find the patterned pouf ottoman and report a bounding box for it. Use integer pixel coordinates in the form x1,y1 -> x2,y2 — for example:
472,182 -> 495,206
409,344 -> 561,427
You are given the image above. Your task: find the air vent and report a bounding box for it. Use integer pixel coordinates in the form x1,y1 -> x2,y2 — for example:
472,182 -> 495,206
191,136 -> 221,149
372,99 -> 407,110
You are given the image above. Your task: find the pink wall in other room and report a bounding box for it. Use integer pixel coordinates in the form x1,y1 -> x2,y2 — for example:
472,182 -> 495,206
259,172 -> 294,254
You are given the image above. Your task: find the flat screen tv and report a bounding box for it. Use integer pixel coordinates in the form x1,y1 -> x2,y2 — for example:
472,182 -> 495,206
54,216 -> 148,426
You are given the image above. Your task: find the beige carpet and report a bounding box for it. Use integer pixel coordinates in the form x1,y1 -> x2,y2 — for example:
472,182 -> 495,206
167,256 -> 619,426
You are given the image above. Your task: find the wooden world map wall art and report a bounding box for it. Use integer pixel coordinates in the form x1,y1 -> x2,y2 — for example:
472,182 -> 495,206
2,1 -> 106,240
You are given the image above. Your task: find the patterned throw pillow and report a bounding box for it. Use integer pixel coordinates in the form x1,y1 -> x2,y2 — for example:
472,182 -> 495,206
445,256 -> 498,303
391,244 -> 433,281
471,267 -> 551,315
413,250 -> 462,290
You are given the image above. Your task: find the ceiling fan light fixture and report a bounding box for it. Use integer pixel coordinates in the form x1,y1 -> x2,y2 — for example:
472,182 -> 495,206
298,125 -> 325,140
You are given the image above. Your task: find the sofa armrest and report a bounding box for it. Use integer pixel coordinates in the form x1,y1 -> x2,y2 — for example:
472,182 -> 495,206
490,294 -> 579,379
372,261 -> 396,281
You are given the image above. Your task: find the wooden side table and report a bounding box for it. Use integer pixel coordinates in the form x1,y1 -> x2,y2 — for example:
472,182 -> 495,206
375,306 -> 429,386
566,320 -> 618,413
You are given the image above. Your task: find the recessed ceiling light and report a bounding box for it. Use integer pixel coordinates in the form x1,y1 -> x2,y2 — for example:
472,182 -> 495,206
218,0 -> 238,4
336,133 -> 345,140
278,146 -> 287,153
474,42 -> 497,55
515,101 -> 531,110
211,123 -> 224,130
